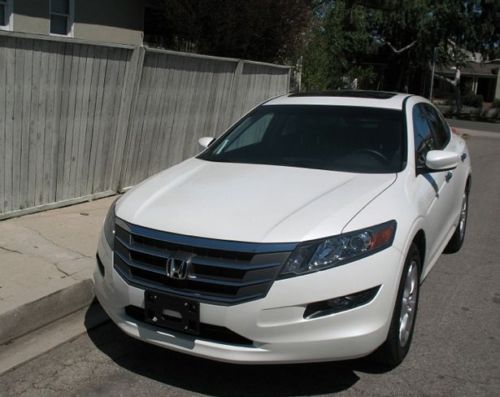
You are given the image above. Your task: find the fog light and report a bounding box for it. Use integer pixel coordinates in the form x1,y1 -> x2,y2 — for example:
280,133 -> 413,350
328,296 -> 354,310
303,286 -> 380,319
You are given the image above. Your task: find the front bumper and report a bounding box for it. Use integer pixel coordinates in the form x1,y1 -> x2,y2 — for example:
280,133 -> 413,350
94,232 -> 404,364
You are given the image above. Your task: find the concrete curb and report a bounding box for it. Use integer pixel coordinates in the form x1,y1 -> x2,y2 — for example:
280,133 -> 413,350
0,279 -> 95,345
0,301 -> 109,375
456,127 -> 500,139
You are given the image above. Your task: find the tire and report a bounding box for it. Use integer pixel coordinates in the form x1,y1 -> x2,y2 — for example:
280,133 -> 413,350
375,243 -> 421,368
444,189 -> 469,254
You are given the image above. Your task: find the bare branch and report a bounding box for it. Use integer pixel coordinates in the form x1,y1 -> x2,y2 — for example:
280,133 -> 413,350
386,40 -> 417,54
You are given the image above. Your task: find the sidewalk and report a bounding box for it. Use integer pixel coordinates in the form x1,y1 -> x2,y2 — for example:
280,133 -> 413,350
0,196 -> 116,345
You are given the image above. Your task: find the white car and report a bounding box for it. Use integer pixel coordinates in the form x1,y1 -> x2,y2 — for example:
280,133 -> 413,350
94,91 -> 471,366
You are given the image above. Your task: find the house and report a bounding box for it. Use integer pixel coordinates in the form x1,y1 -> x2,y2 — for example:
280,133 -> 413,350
0,0 -> 145,46
433,61 -> 500,103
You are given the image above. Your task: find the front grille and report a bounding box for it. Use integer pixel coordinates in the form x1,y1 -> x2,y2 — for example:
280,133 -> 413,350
113,218 -> 295,305
125,305 -> 254,346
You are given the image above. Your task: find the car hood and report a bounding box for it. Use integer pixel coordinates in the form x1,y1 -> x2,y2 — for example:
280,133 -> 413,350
116,158 -> 397,243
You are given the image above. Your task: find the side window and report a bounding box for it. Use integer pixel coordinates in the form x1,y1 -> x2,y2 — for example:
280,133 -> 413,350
0,0 -> 12,31
221,113 -> 274,153
50,0 -> 74,36
413,104 -> 435,166
424,104 -> 449,149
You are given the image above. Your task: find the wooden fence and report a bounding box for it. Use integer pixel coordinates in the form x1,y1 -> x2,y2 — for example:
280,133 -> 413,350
0,32 -> 290,219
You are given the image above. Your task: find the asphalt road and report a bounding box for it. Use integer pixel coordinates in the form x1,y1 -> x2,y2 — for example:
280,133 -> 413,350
1,135 -> 500,397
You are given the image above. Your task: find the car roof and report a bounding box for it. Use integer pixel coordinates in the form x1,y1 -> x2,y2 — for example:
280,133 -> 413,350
264,90 -> 413,110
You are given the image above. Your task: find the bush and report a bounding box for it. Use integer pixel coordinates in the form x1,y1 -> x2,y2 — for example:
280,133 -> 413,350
491,99 -> 500,109
462,92 -> 484,109
444,95 -> 455,106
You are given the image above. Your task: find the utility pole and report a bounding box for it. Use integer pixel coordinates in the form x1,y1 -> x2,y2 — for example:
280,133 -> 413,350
296,56 -> 303,92
429,47 -> 437,101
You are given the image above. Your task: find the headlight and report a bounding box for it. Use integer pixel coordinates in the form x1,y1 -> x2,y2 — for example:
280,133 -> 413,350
103,198 -> 118,249
279,220 -> 397,278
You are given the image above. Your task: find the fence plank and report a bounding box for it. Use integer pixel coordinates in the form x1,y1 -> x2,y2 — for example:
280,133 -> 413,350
27,39 -> 42,208
127,51 -> 152,185
67,44 -> 86,199
100,48 -> 126,192
44,41 -> 65,205
74,45 -> 92,198
34,40 -> 49,206
19,39 -> 34,210
81,46 -> 101,197
149,51 -> 172,175
55,42 -> 72,202
3,37 -> 15,212
94,49 -> 115,194
11,39 -> 26,211
0,38 -> 6,214
111,47 -> 143,191
87,46 -> 108,194
61,43 -> 79,200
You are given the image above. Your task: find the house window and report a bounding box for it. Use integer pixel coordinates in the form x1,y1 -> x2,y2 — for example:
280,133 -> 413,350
50,0 -> 74,36
0,0 -> 12,31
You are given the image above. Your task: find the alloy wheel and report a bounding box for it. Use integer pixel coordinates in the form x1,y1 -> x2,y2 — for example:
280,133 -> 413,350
399,261 -> 419,347
459,193 -> 468,241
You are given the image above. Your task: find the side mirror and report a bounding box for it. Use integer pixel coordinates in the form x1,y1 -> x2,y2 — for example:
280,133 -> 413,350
425,150 -> 459,172
198,136 -> 215,149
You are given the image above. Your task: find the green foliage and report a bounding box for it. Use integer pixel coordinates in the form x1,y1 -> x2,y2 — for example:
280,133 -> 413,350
462,92 -> 484,109
303,0 -> 377,90
302,27 -> 332,90
462,92 -> 484,108
302,0 -> 499,93
492,99 -> 500,108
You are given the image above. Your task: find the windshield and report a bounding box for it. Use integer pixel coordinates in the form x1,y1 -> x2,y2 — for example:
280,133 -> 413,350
199,105 -> 405,173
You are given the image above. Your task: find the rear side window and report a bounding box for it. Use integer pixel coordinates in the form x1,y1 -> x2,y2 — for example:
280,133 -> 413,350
413,104 -> 435,166
423,104 -> 449,149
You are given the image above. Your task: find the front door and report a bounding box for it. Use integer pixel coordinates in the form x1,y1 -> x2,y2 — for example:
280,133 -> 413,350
412,103 -> 455,262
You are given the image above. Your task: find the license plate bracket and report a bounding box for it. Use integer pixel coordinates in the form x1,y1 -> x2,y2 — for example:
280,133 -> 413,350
144,291 -> 200,335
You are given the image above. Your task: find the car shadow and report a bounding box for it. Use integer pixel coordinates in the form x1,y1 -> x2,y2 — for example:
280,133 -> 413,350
84,302 -> 391,396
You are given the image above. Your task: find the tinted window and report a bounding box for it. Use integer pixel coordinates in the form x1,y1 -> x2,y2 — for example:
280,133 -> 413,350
0,3 -> 5,27
50,0 -> 71,35
225,113 -> 273,152
424,104 -> 449,148
413,104 -> 435,166
199,105 -> 404,173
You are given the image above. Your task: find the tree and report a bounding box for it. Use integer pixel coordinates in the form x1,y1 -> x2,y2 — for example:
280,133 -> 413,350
145,0 -> 313,63
303,0 -> 378,90
302,0 -> 499,93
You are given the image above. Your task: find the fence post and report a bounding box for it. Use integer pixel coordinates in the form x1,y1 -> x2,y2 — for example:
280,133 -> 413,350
226,59 -> 244,125
110,45 -> 145,192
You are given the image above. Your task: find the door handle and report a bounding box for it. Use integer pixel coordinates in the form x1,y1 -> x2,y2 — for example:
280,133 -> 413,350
461,153 -> 467,162
445,171 -> 453,182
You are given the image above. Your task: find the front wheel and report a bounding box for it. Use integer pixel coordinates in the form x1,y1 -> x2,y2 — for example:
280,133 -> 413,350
375,243 -> 421,367
444,190 -> 469,254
